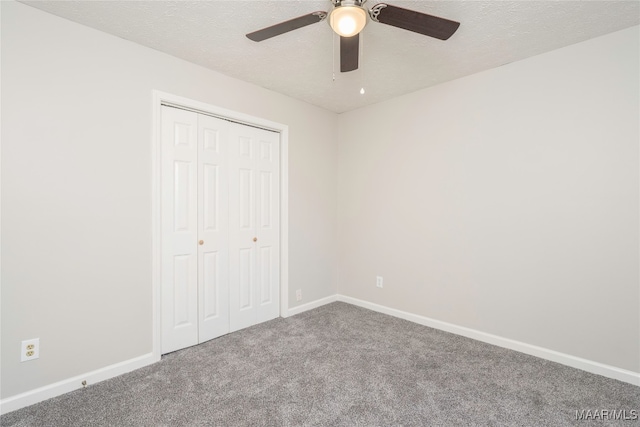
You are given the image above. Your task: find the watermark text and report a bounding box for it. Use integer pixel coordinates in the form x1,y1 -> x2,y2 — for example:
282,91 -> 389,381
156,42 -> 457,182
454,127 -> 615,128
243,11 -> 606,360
575,409 -> 637,421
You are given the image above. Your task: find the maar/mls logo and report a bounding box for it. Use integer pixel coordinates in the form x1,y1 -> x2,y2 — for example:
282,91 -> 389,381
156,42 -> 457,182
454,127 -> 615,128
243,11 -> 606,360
575,409 -> 638,421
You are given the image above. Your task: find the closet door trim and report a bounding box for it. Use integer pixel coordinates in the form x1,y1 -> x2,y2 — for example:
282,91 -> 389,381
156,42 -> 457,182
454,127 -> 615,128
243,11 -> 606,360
151,91 -> 289,360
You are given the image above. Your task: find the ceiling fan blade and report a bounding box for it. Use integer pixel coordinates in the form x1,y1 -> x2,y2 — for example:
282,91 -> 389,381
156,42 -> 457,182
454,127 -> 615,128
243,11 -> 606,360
370,4 -> 460,40
246,12 -> 327,42
340,34 -> 359,72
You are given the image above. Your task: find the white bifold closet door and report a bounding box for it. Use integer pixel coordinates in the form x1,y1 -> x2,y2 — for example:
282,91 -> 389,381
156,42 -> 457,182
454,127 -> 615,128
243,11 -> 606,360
161,106 -> 280,354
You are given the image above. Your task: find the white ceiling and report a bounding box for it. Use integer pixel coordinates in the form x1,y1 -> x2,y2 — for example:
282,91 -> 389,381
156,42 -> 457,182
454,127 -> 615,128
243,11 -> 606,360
19,1 -> 640,113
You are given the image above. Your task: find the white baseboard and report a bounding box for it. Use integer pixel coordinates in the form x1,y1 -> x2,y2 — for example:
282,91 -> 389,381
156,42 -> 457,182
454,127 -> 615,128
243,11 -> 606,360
3,295 -> 637,415
284,294 -> 337,317
337,294 -> 640,386
0,352 -> 159,415
1,294 -> 338,415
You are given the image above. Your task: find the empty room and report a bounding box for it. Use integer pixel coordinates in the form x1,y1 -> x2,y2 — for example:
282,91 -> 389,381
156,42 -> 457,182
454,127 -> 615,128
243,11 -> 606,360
1,0 -> 639,425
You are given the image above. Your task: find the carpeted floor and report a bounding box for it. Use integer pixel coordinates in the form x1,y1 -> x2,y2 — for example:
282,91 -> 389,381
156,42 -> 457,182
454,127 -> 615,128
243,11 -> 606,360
1,302 -> 638,426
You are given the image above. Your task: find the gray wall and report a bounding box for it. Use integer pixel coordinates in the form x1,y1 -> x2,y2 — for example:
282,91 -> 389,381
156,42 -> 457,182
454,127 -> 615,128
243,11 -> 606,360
2,0 -> 638,405
1,1 -> 338,399
337,26 -> 640,372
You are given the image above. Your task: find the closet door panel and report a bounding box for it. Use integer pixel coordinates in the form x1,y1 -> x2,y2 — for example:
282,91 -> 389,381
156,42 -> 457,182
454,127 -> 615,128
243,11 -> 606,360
161,107 -> 199,354
198,115 -> 230,342
229,128 -> 258,332
255,131 -> 280,322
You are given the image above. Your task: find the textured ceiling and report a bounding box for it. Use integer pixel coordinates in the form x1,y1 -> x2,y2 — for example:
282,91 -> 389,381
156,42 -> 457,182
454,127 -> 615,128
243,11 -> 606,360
19,0 -> 640,113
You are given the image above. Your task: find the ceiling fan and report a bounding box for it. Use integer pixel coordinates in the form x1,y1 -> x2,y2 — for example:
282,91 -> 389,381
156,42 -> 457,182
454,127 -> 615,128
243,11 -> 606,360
246,0 -> 460,73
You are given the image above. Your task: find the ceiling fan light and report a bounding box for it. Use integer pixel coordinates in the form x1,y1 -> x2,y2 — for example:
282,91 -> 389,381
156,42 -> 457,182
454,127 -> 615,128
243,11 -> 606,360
329,6 -> 367,37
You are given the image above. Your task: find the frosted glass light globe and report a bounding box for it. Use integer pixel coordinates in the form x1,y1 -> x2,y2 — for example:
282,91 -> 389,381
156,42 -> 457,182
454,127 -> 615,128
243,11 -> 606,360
330,6 -> 367,37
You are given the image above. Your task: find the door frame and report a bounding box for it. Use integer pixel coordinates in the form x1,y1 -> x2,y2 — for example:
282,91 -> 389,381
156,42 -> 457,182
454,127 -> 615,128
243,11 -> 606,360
151,90 -> 289,359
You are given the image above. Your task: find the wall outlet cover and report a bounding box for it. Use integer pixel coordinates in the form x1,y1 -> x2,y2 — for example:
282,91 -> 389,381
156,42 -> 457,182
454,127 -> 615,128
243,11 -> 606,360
21,338 -> 40,362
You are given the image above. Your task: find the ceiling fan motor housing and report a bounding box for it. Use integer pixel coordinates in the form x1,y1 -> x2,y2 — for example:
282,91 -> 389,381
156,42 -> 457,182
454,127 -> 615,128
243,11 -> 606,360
332,0 -> 367,7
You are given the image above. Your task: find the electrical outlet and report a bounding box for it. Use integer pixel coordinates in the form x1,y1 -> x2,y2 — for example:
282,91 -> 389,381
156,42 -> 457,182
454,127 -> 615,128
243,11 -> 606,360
21,338 -> 40,362
376,276 -> 384,288
295,289 -> 302,301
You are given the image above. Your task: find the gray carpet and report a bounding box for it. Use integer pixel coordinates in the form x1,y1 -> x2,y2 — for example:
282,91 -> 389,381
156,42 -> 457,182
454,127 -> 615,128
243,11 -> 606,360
1,302 -> 638,426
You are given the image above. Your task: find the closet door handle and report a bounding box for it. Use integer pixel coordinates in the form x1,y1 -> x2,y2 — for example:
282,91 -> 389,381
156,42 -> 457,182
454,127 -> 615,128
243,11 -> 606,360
198,240 -> 204,245
253,237 -> 257,242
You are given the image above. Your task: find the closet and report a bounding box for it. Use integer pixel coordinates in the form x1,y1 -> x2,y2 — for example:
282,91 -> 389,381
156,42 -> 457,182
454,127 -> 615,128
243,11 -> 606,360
160,105 -> 280,354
